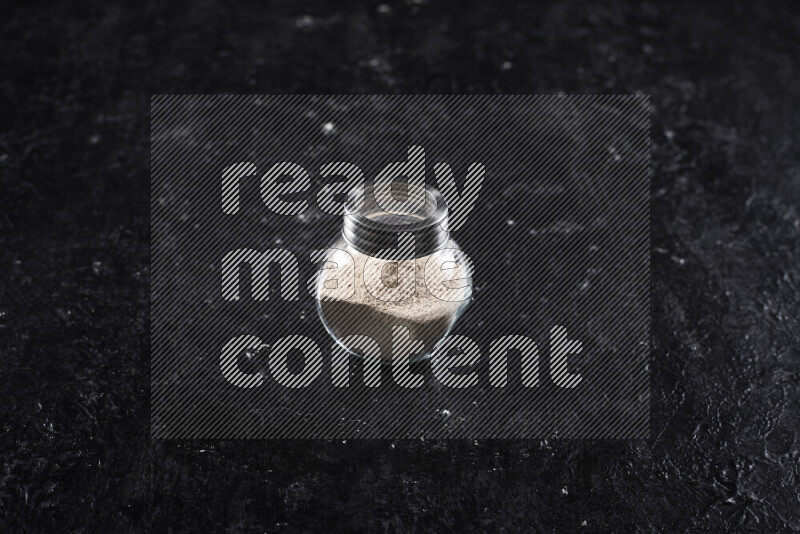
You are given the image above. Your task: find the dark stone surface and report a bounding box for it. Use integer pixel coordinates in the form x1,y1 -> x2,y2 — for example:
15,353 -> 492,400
1,0 -> 798,531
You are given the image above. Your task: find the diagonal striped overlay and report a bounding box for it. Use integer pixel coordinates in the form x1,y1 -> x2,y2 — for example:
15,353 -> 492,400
151,95 -> 650,439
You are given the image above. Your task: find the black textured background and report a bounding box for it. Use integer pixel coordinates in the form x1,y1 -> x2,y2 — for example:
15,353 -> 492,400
1,0 -> 799,531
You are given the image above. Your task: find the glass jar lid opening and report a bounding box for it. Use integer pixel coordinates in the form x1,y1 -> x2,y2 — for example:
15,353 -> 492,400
342,183 -> 449,257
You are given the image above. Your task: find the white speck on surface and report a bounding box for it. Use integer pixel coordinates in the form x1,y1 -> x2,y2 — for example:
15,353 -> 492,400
377,4 -> 391,14
441,409 -> 451,417
506,219 -> 515,226
501,61 -> 513,71
321,122 -> 335,135
0,154 -> 8,162
92,260 -> 102,276
561,487 -> 569,495
295,15 -> 314,28
89,134 -> 101,144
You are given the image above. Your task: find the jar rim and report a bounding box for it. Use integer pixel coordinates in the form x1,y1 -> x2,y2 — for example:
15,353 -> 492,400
343,183 -> 447,232
341,183 -> 450,257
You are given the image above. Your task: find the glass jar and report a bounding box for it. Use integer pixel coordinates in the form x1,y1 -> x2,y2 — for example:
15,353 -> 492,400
315,184 -> 473,362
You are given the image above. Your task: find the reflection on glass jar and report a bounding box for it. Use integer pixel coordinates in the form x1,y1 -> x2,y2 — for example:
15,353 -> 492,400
315,184 -> 472,362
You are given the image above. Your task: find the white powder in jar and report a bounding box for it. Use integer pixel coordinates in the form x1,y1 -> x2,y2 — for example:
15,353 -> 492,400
316,236 -> 471,361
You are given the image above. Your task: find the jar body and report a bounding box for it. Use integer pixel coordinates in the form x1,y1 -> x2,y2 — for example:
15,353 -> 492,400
315,234 -> 472,362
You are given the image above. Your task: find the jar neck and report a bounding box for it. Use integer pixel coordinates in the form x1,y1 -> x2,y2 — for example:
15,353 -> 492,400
341,184 -> 450,258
